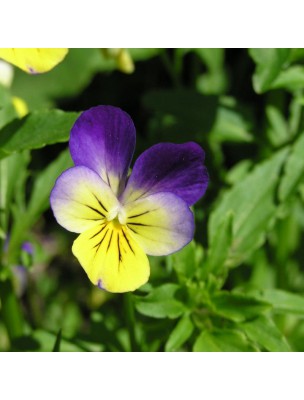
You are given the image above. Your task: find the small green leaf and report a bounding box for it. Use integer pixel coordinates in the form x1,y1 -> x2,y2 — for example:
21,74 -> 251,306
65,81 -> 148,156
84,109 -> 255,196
241,315 -> 291,352
249,48 -> 290,93
0,109 -> 79,158
193,329 -> 253,352
165,314 -> 194,352
209,292 -> 271,322
134,284 -> 186,319
279,133 -> 304,201
271,66 -> 304,91
250,289 -> 304,315
266,105 -> 289,147
210,106 -> 253,143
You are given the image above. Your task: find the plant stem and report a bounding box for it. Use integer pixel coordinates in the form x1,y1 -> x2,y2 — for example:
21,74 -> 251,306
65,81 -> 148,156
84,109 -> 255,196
123,292 -> 138,352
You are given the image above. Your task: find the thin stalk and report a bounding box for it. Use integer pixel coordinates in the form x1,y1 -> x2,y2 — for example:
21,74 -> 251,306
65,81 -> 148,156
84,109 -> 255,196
123,292 -> 138,352
160,49 -> 181,88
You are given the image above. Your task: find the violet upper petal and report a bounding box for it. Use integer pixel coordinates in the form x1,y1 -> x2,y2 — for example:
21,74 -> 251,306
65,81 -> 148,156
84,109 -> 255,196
121,142 -> 208,206
69,105 -> 136,196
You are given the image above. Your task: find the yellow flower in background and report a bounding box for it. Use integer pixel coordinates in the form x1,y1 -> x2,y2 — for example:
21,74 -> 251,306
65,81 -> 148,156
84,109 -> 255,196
12,97 -> 28,118
0,48 -> 68,74
101,48 -> 135,74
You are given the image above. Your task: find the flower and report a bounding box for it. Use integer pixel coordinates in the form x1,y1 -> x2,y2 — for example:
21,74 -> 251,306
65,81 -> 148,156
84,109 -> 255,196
50,106 -> 208,293
0,48 -> 68,74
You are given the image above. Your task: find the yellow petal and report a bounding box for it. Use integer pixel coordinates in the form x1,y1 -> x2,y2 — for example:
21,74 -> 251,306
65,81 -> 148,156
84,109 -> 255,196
72,221 -> 150,293
0,48 -> 68,74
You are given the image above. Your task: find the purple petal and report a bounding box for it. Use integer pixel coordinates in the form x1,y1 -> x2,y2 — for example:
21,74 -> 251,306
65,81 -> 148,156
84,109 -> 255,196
121,142 -> 208,206
69,106 -> 136,196
124,191 -> 195,256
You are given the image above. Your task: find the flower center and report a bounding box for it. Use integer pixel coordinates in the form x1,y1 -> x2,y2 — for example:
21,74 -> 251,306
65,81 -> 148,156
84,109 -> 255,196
106,205 -> 127,225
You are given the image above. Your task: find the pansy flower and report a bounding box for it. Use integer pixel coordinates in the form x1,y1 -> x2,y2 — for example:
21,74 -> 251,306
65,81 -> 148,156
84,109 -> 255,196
50,106 -> 208,293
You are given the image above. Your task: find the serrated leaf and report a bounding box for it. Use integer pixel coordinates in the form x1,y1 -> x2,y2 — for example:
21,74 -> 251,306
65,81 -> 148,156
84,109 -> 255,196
134,284 -> 186,319
193,329 -> 253,352
241,315 -> 291,352
165,314 -> 194,352
279,133 -> 304,201
209,148 -> 289,267
209,292 -> 271,322
0,109 -> 79,159
249,48 -> 290,93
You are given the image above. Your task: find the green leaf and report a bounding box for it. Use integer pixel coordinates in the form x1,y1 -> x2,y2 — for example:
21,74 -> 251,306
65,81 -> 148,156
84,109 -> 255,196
210,105 -> 253,143
209,148 -> 289,267
171,242 -> 198,280
165,314 -> 194,351
266,105 -> 289,147
271,66 -> 304,91
7,150 -> 72,263
193,329 -> 253,352
27,149 -> 72,218
0,110 -> 79,158
279,133 -> 304,201
249,48 -> 290,93
241,315 -> 291,352
204,212 -> 233,277
209,292 -> 271,322
134,284 -> 186,319
225,160 -> 253,185
249,288 -> 304,315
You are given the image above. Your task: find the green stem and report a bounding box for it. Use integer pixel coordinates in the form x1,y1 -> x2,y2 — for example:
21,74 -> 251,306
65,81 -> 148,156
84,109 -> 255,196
160,49 -> 181,88
0,277 -> 24,343
123,293 -> 138,351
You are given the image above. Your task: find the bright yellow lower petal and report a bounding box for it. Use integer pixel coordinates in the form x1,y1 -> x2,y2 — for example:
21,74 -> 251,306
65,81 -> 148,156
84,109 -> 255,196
72,221 -> 150,293
0,48 -> 68,74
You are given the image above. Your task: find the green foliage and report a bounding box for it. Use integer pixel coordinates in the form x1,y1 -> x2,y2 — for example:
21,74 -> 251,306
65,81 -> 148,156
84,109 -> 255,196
1,48 -> 304,352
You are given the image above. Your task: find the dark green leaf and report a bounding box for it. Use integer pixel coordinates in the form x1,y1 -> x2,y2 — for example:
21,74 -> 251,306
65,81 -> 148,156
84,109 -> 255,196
241,315 -> 291,352
165,314 -> 194,351
134,284 -> 186,319
193,329 -> 254,352
0,110 -> 79,158
210,292 -> 271,322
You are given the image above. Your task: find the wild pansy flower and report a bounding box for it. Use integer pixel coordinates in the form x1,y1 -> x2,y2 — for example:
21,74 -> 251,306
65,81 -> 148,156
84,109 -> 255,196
0,48 -> 68,74
50,106 -> 208,293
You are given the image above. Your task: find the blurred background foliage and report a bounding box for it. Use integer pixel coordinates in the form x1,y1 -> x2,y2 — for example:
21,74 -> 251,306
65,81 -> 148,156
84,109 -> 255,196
1,48 -> 304,351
